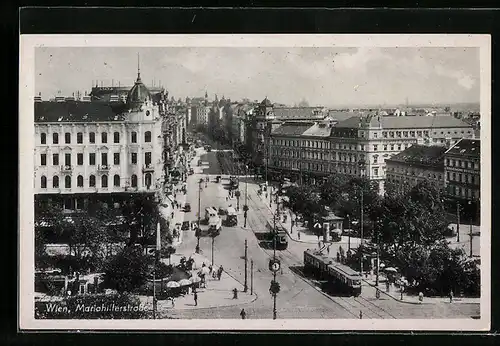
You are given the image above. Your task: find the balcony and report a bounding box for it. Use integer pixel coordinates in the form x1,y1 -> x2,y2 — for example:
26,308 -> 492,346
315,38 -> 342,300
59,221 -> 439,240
60,165 -> 73,173
142,163 -> 155,173
98,164 -> 110,172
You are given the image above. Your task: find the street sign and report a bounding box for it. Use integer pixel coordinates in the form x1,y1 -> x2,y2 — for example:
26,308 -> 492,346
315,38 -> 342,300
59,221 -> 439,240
269,259 -> 281,272
314,222 -> 322,229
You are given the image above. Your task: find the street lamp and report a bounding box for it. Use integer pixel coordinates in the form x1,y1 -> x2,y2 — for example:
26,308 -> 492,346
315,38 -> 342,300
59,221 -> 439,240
346,214 -> 351,252
196,178 -> 203,253
269,211 -> 281,320
468,200 -> 473,258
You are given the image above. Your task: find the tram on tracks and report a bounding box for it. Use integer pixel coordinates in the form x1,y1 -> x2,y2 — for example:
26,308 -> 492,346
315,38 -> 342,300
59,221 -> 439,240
303,249 -> 362,296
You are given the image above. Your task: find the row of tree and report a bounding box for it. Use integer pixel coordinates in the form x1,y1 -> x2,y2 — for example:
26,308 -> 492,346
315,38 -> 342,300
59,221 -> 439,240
283,176 -> 480,296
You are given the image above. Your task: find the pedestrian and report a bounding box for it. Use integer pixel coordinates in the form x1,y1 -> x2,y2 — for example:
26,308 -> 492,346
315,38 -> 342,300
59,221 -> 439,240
318,241 -> 321,249
209,265 -> 213,275
327,246 -> 330,255
194,291 -> 198,306
419,291 -> 424,304
298,231 -> 301,240
449,290 -> 454,303
240,308 -> 247,319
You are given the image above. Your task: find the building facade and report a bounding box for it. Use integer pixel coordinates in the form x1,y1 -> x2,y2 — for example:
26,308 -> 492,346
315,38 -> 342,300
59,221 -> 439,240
444,138 -> 480,202
34,69 -> 165,211
385,145 -> 447,195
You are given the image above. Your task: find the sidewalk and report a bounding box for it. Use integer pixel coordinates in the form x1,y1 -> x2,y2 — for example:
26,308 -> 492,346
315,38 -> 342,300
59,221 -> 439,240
361,274 -> 480,305
138,252 -> 256,313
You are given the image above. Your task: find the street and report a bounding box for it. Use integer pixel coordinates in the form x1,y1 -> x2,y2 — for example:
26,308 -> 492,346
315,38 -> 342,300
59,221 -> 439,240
171,148 -> 480,319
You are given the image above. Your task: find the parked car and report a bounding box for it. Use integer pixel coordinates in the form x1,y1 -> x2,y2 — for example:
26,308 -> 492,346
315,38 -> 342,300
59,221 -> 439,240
184,203 -> 191,212
181,221 -> 190,231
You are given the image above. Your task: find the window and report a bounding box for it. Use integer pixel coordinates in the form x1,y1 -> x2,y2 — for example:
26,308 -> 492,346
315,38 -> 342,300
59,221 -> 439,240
52,154 -> 59,166
65,175 -> 71,188
89,175 -> 96,187
114,153 -> 120,165
77,175 -> 83,187
89,132 -> 95,143
53,176 -> 59,188
101,175 -> 108,188
410,131 -> 415,137
145,131 -> 152,143
101,132 -> 107,143
417,131 -> 422,137
383,132 -> 387,138
374,168 -> 379,176
89,153 -> 96,165
77,132 -> 83,144
373,145 -> 378,151
41,133 -> 46,144
389,132 -> 395,138
65,132 -> 71,144
396,131 -> 402,138
383,145 -> 387,151
114,132 -> 120,143
101,153 -> 108,166
40,154 -> 46,166
452,172 -> 456,181
145,152 -> 152,166
114,175 -> 120,187
65,153 -> 71,166
390,145 -> 394,151
374,132 -> 378,138
53,133 -> 59,144
41,176 -> 47,188
77,153 -> 83,165
373,155 -> 378,164
145,173 -> 152,188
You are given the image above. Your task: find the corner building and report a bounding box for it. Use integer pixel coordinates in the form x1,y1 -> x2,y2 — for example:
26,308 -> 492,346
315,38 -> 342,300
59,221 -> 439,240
34,69 -> 164,211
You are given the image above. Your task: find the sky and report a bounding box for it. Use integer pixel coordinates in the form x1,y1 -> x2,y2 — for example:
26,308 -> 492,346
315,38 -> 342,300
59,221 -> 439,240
35,47 -> 480,107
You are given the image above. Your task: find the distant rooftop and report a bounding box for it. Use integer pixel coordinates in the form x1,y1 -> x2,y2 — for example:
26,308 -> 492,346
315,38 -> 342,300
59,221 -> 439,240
445,138 -> 480,158
34,101 -> 127,123
301,122 -> 332,137
387,145 -> 447,168
273,107 -> 326,121
335,114 -> 473,129
271,122 -> 315,137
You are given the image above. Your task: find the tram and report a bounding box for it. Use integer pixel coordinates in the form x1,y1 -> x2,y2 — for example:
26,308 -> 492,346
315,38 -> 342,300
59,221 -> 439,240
264,227 -> 288,250
303,249 -> 362,296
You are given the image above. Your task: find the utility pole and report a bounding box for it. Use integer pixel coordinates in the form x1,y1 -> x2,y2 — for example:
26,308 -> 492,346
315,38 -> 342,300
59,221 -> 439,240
196,179 -> 202,253
244,239 -> 248,292
347,214 -> 351,252
469,200 -> 473,258
211,236 -> 215,265
250,259 -> 254,295
457,201 -> 460,243
360,187 -> 364,277
375,226 -> 380,286
272,212 -> 278,320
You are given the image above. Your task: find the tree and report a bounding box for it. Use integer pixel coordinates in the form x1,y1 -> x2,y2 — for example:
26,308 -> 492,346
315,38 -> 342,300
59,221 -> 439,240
103,245 -> 151,293
319,174 -> 349,208
283,185 -> 322,219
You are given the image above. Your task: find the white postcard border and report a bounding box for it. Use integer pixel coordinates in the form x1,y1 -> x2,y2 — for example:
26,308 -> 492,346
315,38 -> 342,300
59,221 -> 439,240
19,34 -> 491,331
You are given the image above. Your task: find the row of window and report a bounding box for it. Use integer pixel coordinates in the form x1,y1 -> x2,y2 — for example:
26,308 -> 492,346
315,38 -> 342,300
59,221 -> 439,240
40,152 -> 152,166
40,131 -> 152,145
387,167 -> 443,180
272,150 -> 391,164
39,173 -> 153,189
272,141 -> 414,152
447,172 -> 479,185
447,185 -> 480,199
446,158 -> 480,170
381,129 -> 471,139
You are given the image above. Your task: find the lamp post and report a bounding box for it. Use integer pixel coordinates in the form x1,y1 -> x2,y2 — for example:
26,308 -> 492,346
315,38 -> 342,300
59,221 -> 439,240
456,201 -> 461,243
346,214 -> 351,252
360,186 -> 364,277
244,239 -> 248,292
468,200 -> 473,258
196,178 -> 202,253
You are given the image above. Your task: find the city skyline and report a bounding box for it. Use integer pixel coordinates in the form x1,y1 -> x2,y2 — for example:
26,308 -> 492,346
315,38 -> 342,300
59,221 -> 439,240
35,47 -> 480,108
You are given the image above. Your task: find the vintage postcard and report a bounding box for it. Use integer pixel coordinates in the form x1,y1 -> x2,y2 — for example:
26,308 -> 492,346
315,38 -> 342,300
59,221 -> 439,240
19,34 -> 490,331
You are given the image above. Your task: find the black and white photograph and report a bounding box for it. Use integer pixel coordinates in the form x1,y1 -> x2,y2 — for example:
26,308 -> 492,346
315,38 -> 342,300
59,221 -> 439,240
19,34 -> 490,331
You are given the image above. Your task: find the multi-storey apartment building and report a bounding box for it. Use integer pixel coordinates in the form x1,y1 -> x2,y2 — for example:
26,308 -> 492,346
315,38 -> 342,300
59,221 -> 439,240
34,69 -> 165,211
444,138 -> 480,203
268,113 -> 475,193
330,114 -> 475,193
385,145 -> 447,195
